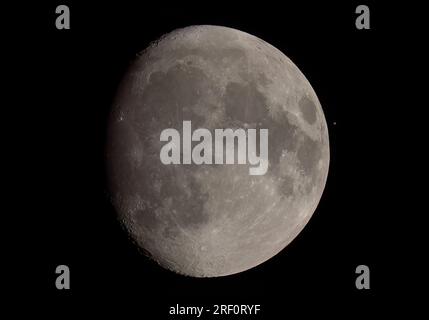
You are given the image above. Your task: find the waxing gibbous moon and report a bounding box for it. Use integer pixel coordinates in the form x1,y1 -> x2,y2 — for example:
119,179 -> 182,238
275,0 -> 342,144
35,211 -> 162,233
106,25 -> 329,277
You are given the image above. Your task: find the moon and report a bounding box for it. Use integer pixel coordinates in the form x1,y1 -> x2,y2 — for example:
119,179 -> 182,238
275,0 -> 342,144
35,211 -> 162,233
106,25 -> 329,277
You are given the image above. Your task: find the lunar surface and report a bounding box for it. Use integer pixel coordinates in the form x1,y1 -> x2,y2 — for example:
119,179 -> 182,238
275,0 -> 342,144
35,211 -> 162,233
107,25 -> 329,277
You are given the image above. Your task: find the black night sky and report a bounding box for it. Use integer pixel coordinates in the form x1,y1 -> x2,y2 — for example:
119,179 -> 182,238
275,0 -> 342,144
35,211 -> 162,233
7,1 -> 420,317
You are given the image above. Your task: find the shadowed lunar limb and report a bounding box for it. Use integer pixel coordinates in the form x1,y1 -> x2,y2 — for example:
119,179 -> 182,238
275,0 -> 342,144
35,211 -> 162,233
107,25 -> 329,277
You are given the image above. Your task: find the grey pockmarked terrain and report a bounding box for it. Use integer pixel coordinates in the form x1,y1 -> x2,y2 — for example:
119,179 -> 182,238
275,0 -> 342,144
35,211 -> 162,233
107,25 -> 330,277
